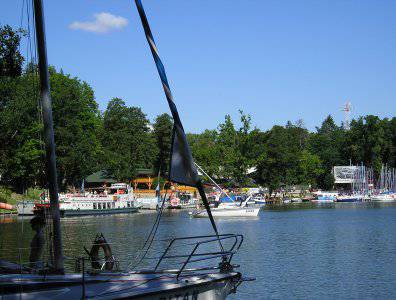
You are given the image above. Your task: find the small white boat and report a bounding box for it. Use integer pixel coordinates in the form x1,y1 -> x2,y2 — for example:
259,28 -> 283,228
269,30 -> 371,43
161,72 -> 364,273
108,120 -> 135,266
251,193 -> 266,206
16,200 -> 35,215
336,195 -> 363,203
370,193 -> 396,202
312,191 -> 338,203
190,196 -> 260,218
254,199 -> 266,206
136,197 -> 159,210
291,198 -> 302,203
191,206 -> 260,218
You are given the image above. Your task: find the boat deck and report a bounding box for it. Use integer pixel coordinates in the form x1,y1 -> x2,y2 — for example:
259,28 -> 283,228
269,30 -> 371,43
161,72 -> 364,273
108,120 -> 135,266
1,234 -> 245,299
0,271 -> 241,299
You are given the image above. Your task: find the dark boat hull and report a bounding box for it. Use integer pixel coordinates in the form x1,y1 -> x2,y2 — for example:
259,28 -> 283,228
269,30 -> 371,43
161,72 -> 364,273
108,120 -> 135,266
336,198 -> 363,203
34,206 -> 139,217
60,207 -> 139,217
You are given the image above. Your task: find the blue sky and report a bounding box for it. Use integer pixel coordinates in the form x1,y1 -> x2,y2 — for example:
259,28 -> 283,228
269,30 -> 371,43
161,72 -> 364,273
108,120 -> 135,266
2,0 -> 395,132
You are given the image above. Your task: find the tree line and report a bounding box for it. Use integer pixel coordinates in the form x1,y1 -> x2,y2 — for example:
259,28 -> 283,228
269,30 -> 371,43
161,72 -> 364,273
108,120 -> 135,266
189,113 -> 395,194
1,25 -> 395,194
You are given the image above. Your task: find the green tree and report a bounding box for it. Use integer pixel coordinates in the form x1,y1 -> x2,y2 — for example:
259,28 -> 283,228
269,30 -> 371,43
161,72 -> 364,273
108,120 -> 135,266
217,112 -> 256,186
256,126 -> 297,194
50,67 -> 103,188
0,66 -> 103,191
382,117 -> 396,167
308,115 -> 346,189
217,115 -> 238,185
188,129 -> 221,179
0,71 -> 44,191
102,98 -> 156,181
297,150 -> 323,187
153,113 -> 173,176
345,115 -> 394,173
0,25 -> 25,78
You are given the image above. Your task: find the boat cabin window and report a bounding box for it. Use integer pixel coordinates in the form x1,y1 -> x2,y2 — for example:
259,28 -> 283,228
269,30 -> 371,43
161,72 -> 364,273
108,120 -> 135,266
93,203 -> 97,209
107,203 -> 111,209
127,202 -> 131,208
98,203 -> 101,209
112,202 -> 115,208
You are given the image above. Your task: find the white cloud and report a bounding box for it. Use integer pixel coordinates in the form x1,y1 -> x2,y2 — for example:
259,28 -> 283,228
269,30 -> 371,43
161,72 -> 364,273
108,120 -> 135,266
69,12 -> 128,34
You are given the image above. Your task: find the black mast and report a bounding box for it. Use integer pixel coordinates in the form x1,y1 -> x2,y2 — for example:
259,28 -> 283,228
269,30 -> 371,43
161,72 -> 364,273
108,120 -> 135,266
33,0 -> 64,273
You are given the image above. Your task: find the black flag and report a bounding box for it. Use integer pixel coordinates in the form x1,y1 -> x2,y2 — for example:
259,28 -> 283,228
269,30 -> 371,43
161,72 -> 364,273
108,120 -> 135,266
134,0 -> 199,187
134,0 -> 220,237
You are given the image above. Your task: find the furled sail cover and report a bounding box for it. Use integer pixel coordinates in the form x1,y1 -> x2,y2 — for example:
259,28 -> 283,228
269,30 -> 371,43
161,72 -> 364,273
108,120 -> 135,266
135,0 -> 198,186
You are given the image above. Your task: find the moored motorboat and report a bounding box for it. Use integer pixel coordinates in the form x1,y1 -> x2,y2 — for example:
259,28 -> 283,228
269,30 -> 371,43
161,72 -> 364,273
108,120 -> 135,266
370,193 -> 396,202
191,206 -> 260,218
291,197 -> 302,203
15,200 -> 35,215
135,196 -> 159,210
312,191 -> 337,203
251,193 -> 267,206
191,195 -> 260,218
336,195 -> 363,203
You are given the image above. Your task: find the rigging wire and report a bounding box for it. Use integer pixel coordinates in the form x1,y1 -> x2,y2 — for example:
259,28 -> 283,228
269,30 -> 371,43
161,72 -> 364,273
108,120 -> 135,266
16,0 -> 27,272
128,188 -> 168,270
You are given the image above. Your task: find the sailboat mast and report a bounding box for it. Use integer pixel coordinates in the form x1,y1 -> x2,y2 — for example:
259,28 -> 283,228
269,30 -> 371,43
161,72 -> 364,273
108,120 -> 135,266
33,0 -> 64,273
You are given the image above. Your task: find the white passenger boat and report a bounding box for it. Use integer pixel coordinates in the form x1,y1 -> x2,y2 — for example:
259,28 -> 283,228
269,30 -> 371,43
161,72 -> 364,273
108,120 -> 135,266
35,183 -> 139,217
15,200 -> 35,215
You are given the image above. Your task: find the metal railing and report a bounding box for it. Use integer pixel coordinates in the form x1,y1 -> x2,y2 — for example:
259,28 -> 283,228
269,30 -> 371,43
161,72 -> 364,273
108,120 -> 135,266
153,234 -> 243,279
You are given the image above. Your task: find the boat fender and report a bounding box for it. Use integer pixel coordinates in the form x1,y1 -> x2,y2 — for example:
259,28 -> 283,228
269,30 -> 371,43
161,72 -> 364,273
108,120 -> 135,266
0,203 -> 13,210
87,234 -> 114,271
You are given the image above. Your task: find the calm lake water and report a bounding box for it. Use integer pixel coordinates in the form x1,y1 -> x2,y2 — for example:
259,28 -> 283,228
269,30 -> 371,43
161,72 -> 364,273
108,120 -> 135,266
1,202 -> 396,299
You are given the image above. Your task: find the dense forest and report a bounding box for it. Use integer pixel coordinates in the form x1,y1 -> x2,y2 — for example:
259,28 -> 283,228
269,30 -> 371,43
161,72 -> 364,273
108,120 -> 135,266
1,25 -> 395,194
